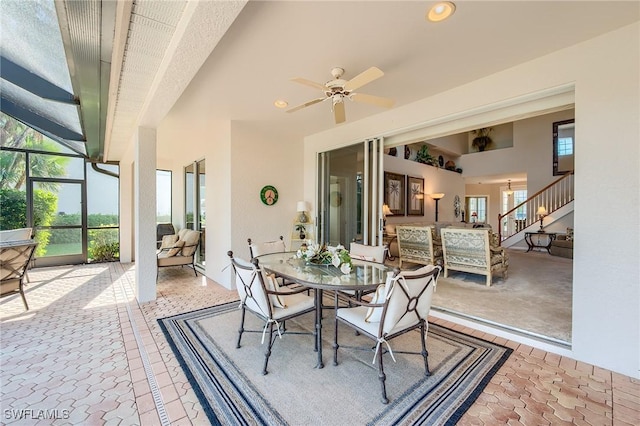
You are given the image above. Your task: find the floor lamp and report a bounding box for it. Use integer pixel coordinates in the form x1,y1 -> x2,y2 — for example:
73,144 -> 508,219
430,193 -> 445,222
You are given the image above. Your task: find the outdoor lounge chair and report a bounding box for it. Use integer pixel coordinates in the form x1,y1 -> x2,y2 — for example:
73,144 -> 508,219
1,239 -> 38,311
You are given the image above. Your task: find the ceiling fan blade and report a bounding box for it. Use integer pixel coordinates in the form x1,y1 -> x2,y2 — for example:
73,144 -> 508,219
286,97 -> 326,113
333,101 -> 346,124
351,92 -> 395,109
343,66 -> 384,91
290,77 -> 327,92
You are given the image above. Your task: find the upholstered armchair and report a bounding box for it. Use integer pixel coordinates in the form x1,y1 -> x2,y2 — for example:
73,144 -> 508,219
157,228 -> 201,279
440,228 -> 508,287
395,226 -> 443,268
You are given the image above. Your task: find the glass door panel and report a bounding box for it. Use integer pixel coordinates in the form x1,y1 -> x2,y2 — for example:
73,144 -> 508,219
31,180 -> 85,266
196,159 -> 205,268
317,139 -> 383,247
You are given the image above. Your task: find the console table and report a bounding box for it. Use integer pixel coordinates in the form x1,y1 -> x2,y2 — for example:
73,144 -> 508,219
524,232 -> 557,253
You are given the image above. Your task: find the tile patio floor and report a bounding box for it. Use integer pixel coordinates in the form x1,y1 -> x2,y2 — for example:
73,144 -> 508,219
1,263 -> 638,425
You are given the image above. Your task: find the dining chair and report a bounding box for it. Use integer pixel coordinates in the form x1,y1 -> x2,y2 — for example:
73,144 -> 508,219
227,251 -> 315,375
247,236 -> 286,258
333,264 -> 441,404
339,242 -> 387,303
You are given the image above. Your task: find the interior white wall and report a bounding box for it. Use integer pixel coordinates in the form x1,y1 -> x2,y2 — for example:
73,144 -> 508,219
229,121 -> 303,258
303,23 -> 639,378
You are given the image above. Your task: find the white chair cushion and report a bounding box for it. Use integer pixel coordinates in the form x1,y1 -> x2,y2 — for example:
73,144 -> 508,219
349,242 -> 385,263
251,239 -> 286,257
364,271 -> 395,323
272,292 -> 315,320
262,272 -> 286,308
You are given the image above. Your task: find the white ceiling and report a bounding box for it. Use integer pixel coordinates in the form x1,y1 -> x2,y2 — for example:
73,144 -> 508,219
105,1 -> 639,161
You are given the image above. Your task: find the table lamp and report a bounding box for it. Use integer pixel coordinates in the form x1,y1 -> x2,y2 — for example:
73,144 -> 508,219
297,201 -> 310,223
537,206 -> 548,232
382,204 -> 393,226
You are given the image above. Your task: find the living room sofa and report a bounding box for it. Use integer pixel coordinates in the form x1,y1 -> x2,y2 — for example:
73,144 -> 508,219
549,228 -> 574,259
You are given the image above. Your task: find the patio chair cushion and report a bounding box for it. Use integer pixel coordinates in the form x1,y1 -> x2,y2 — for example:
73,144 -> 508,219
365,266 -> 435,323
180,230 -> 201,257
166,240 -> 185,257
160,234 -> 179,249
262,272 -> 286,308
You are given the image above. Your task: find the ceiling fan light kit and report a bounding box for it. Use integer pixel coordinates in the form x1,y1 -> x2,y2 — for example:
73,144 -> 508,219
287,66 -> 395,124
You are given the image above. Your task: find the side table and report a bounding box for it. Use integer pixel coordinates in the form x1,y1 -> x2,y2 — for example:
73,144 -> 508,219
524,232 -> 557,253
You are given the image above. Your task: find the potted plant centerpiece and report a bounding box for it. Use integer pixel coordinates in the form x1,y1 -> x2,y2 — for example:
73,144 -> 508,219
471,127 -> 493,152
295,241 -> 352,274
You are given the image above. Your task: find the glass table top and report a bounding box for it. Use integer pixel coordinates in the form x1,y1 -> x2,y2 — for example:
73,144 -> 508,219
255,252 -> 396,291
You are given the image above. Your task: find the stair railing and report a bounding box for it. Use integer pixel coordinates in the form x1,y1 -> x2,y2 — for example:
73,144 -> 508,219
498,172 -> 574,242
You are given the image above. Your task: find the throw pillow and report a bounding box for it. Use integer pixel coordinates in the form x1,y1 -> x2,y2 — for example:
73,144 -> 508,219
166,239 -> 185,257
566,227 -> 574,241
262,272 -> 287,308
161,234 -> 179,249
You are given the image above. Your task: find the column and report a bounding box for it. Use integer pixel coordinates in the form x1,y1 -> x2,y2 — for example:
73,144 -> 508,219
134,127 -> 157,302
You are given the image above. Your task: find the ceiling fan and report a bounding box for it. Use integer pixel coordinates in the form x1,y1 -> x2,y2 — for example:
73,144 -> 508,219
287,67 -> 395,124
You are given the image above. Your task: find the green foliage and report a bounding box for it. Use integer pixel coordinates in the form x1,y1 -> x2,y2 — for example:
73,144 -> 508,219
0,188 -> 27,229
1,113 -> 69,191
88,228 -> 119,262
415,145 -> 439,166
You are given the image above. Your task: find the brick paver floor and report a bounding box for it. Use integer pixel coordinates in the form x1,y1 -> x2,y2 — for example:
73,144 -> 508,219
1,263 -> 638,425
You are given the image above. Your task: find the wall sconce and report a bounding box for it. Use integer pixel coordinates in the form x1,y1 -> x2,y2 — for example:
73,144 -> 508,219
537,206 -> 548,232
506,180 -> 514,196
430,193 -> 445,221
297,201 -> 310,223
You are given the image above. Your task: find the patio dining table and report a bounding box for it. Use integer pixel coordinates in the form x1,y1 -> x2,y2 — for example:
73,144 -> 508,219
254,251 -> 397,369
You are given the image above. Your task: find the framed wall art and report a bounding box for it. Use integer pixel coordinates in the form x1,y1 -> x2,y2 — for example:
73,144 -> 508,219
407,176 -> 424,216
384,172 -> 405,215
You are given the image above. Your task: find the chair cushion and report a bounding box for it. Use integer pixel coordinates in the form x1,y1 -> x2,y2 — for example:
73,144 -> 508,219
272,292 -> 315,320
262,272 -> 286,308
160,234 -> 179,249
251,239 -> 286,257
365,266 -> 434,323
180,231 -> 201,256
166,239 -> 185,257
349,242 -> 385,263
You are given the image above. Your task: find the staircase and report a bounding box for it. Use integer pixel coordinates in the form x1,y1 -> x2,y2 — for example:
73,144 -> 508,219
498,172 -> 574,244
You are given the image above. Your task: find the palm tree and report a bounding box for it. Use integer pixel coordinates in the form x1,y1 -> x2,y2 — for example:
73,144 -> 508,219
0,113 -> 69,191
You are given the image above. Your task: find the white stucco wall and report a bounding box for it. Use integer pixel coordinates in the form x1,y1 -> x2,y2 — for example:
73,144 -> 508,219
303,24 -> 640,378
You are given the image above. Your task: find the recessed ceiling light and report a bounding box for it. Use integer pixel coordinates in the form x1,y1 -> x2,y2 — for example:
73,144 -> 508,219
274,100 -> 288,109
427,2 -> 456,22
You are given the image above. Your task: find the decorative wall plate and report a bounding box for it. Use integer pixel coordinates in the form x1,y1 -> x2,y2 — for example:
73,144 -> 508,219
260,185 -> 278,205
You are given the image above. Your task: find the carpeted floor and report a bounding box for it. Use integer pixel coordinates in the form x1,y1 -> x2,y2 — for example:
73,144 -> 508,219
159,302 -> 512,425
414,249 -> 573,343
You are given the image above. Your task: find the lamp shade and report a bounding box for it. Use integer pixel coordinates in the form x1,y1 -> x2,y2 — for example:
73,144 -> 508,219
430,193 -> 445,200
297,201 -> 309,212
382,204 -> 393,216
537,206 -> 548,216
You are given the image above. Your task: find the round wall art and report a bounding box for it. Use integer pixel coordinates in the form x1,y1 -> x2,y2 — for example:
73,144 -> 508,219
260,185 -> 278,205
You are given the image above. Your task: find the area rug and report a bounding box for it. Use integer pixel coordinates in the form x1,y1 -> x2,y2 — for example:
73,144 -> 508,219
159,302 -> 512,425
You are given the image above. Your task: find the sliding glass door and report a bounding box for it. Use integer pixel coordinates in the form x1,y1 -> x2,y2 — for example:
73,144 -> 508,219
317,139 -> 384,247
184,159 -> 205,270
